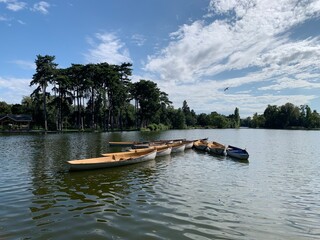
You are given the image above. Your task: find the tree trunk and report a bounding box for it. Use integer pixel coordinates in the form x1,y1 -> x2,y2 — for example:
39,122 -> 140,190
43,84 -> 48,133
91,88 -> 95,130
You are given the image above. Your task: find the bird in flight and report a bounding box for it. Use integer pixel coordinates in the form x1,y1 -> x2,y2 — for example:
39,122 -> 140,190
224,87 -> 229,91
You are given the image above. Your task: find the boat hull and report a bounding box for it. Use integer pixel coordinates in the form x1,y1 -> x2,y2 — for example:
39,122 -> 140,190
208,147 -> 225,155
168,143 -> 186,153
129,146 -> 172,157
226,145 -> 249,160
207,141 -> 226,155
68,150 -> 157,171
156,147 -> 172,157
108,141 -> 149,147
193,140 -> 208,151
183,141 -> 194,149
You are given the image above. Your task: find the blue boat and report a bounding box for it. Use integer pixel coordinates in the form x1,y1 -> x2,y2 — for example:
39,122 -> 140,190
226,145 -> 249,160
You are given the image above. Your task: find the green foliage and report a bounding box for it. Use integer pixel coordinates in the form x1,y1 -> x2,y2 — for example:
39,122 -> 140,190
0,101 -> 11,114
169,108 -> 186,129
182,100 -> 197,126
146,123 -> 169,131
245,103 -> 320,129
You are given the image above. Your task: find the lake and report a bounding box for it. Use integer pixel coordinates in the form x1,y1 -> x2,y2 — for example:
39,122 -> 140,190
1,129 -> 319,239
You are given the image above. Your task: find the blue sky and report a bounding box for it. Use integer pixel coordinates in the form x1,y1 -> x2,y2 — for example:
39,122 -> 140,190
1,0 -> 320,117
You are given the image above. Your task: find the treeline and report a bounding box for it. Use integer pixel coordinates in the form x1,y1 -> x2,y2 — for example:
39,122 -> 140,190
242,103 -> 320,129
2,55 -> 319,131
0,54 -> 240,132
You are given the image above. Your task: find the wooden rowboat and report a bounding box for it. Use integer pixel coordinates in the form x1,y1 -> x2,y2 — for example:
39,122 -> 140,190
129,145 -> 172,157
167,142 -> 185,153
108,141 -> 149,147
68,149 -> 157,171
207,141 -> 226,155
226,145 -> 249,160
183,141 -> 194,149
193,140 -> 208,151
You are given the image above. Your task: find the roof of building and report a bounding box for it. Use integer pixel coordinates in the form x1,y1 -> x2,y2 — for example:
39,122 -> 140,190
0,114 -> 32,122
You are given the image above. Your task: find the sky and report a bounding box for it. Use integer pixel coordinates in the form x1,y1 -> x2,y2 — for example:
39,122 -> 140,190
1,0 -> 320,117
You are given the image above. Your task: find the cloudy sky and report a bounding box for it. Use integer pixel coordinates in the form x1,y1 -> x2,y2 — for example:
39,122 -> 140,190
1,0 -> 320,117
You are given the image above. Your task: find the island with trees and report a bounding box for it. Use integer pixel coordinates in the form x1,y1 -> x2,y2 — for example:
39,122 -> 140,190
1,55 -> 319,132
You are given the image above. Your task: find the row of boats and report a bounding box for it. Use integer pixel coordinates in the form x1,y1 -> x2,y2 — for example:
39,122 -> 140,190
67,138 -> 249,171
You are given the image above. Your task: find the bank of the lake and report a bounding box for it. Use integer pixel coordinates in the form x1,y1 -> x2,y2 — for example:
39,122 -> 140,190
1,129 -> 319,239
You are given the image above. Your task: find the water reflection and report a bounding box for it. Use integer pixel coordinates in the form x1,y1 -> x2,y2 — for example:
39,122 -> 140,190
1,130 -> 320,239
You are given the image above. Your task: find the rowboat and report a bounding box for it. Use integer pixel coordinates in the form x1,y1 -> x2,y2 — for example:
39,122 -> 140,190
183,140 -> 194,149
193,139 -> 208,151
226,145 -> 249,160
108,141 -> 149,147
129,145 -> 172,157
68,149 -> 157,171
167,142 -> 186,153
207,141 -> 226,155
153,145 -> 172,156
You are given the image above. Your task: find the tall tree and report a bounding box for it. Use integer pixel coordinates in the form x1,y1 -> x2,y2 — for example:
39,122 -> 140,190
234,107 -> 240,128
52,68 -> 73,131
68,64 -> 85,130
30,55 -> 58,132
132,80 -> 162,128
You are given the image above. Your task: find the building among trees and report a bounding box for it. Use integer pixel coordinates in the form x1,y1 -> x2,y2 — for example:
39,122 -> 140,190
0,114 -> 32,131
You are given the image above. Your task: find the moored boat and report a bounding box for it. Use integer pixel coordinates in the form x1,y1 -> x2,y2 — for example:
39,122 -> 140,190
108,141 -> 149,147
193,139 -> 208,151
183,140 -> 194,149
167,142 -> 186,153
154,145 -> 172,156
226,145 -> 249,160
207,141 -> 226,155
68,149 -> 157,171
129,145 -> 172,157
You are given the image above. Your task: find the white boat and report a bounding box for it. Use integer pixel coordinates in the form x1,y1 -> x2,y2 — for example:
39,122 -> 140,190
167,142 -> 185,153
154,145 -> 172,157
68,149 -> 157,171
183,141 -> 194,149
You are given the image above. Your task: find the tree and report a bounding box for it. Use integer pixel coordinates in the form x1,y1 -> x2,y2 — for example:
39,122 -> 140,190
197,113 -> 210,127
68,64 -> 86,130
169,108 -> 186,129
264,105 -> 280,128
182,100 -> 197,126
210,112 -> 230,128
251,113 -> 265,128
132,80 -> 162,128
234,107 -> 240,128
52,68 -> 73,131
30,55 -> 58,132
0,101 -> 11,114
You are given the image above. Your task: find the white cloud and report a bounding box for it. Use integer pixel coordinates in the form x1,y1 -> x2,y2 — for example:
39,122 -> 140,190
10,60 -> 35,70
17,19 -> 25,25
143,0 -> 320,115
131,34 -> 146,47
32,1 -> 50,14
0,76 -> 32,104
7,1 -> 26,11
0,0 -> 26,11
84,32 -> 132,64
259,78 -> 320,91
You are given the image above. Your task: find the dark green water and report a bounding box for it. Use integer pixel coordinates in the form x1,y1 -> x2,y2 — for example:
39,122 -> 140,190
1,129 -> 319,239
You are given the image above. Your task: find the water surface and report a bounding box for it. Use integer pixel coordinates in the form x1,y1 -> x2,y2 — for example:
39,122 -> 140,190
1,129 -> 319,239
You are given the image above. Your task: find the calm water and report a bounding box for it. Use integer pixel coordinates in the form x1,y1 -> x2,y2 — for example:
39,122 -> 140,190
1,129 -> 320,239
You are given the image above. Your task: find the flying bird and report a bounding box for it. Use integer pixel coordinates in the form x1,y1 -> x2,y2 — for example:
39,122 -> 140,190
224,87 -> 229,91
